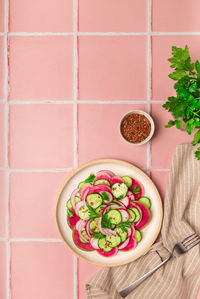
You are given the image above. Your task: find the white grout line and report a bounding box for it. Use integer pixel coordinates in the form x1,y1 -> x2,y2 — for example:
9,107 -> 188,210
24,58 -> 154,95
0,237 -> 7,241
10,238 -> 62,242
146,0 -> 152,171
4,0 -> 10,296
73,0 -> 79,298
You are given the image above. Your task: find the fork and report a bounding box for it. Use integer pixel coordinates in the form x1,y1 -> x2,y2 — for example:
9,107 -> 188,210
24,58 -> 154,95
119,233 -> 200,298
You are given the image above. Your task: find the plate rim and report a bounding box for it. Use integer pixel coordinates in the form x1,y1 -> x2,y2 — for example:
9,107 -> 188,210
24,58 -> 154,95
55,158 -> 163,267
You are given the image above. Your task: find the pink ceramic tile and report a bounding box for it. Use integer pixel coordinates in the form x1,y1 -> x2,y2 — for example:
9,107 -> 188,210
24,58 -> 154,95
152,36 -> 200,101
151,171 -> 169,201
0,104 -> 5,167
0,37 -> 4,100
9,104 -> 74,168
10,172 -> 69,238
0,0 -> 4,31
79,259 -> 102,299
10,0 -> 73,32
9,36 -> 73,100
153,0 -> 200,32
79,0 -> 146,32
78,104 -> 147,168
0,242 -> 7,299
0,172 -> 6,237
151,104 -> 191,169
78,36 -> 146,100
11,242 -> 73,299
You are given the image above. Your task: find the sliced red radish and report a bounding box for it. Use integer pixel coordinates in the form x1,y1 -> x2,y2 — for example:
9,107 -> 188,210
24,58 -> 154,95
75,201 -> 86,215
81,185 -> 95,202
90,238 -> 99,249
120,237 -> 136,251
93,184 -> 111,193
99,191 -> 113,204
97,170 -> 115,177
117,201 -> 126,209
131,179 -> 143,200
111,176 -> 123,185
102,203 -> 120,215
127,226 -> 135,238
127,190 -> 135,202
132,201 -> 151,230
70,188 -> 80,210
85,219 -> 92,237
118,237 -> 130,249
75,219 -> 86,232
118,208 -> 130,222
94,173 -> 112,183
97,218 -> 117,236
97,247 -> 118,257
118,196 -> 130,207
67,211 -> 80,229
73,229 -> 94,251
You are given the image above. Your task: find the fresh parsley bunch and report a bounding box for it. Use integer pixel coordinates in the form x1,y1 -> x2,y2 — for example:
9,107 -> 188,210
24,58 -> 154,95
163,45 -> 200,159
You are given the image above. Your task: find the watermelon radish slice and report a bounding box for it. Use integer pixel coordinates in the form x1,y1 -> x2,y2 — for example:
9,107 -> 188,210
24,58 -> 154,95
111,176 -> 123,185
99,191 -> 113,204
73,229 -> 94,251
132,201 -> 151,230
118,208 -> 130,222
97,247 -> 118,257
97,170 -> 115,177
131,179 -> 143,200
118,196 -> 130,207
120,237 -> 136,251
127,190 -> 135,202
94,173 -> 112,183
67,210 -> 80,229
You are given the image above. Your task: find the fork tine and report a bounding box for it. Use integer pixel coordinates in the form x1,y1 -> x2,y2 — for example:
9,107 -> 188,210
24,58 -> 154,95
182,233 -> 196,244
186,239 -> 200,251
183,235 -> 199,247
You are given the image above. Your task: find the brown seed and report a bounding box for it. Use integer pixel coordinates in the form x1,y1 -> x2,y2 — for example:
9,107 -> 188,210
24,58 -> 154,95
121,113 -> 151,143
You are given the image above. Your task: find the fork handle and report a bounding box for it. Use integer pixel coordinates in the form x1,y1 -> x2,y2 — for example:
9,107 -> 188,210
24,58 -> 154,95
119,254 -> 173,298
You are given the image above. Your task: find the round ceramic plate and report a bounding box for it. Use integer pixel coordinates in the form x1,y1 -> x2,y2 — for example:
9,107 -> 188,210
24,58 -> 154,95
55,159 -> 163,267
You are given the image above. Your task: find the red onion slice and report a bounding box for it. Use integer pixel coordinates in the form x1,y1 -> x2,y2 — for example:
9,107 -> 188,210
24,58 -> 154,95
75,220 -> 89,243
75,201 -> 86,215
129,203 -> 143,226
97,218 -> 117,236
118,237 -> 130,249
118,208 -> 130,222
102,203 -> 120,215
70,188 -> 80,210
118,196 -> 130,207
85,219 -> 92,237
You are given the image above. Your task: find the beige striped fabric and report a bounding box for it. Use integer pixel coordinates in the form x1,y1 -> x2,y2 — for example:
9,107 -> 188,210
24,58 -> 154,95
86,144 -> 200,299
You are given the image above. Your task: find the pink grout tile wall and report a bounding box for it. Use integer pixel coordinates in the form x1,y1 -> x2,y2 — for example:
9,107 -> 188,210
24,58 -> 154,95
0,0 -> 199,299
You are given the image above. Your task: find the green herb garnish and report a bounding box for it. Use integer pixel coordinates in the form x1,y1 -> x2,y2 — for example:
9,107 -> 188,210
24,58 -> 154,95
101,191 -> 110,201
163,45 -> 200,159
117,221 -> 132,232
84,174 -> 96,183
133,186 -> 140,194
102,213 -> 111,229
67,209 -> 74,218
91,232 -> 104,239
88,205 -> 100,218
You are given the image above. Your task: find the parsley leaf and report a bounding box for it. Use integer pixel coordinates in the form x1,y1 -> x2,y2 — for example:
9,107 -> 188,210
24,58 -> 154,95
84,174 -> 96,183
132,186 -> 140,194
117,222 -> 132,232
67,209 -> 74,218
91,232 -> 104,239
88,206 -> 100,218
101,192 -> 110,201
102,213 -> 111,229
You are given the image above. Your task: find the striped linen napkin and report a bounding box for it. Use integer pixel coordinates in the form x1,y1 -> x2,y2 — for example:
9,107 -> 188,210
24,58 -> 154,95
86,144 -> 200,299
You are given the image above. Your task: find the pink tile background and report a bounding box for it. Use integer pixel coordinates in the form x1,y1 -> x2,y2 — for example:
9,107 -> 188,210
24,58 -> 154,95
0,0 -> 199,299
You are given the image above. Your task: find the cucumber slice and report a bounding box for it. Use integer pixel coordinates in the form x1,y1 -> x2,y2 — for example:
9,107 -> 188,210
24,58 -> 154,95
94,179 -> 110,186
105,234 -> 121,248
89,218 -> 100,233
95,204 -> 106,215
111,183 -> 128,200
128,208 -> 136,222
122,176 -> 133,188
135,230 -> 142,243
107,209 -> 122,225
78,206 -> 89,220
138,197 -> 151,209
78,181 -> 85,188
66,199 -> 72,210
114,227 -> 128,242
79,230 -> 90,244
86,193 -> 103,209
131,207 -> 141,223
74,196 -> 81,205
98,238 -> 113,252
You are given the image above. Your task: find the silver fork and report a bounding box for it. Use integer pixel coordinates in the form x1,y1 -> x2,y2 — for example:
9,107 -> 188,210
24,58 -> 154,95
119,233 -> 200,298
